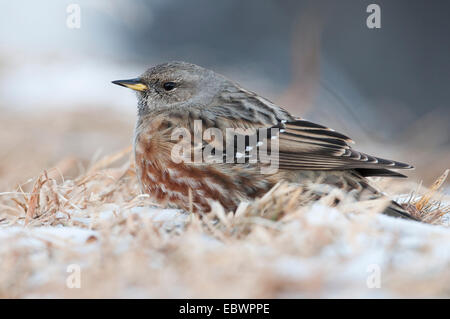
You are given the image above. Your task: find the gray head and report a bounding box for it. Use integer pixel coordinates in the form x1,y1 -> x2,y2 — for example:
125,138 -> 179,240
112,61 -> 231,116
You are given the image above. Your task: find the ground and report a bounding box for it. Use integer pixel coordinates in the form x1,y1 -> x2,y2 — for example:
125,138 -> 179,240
0,145 -> 448,298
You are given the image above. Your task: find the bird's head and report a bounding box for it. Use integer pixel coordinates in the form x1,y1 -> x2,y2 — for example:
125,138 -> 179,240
112,61 -> 230,116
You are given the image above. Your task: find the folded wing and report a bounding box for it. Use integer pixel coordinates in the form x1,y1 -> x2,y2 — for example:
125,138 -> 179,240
273,119 -> 413,177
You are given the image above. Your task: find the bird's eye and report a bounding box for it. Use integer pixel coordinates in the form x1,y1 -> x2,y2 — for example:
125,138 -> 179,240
163,82 -> 176,91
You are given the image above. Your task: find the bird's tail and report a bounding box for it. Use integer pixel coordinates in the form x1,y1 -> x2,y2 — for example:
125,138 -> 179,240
383,201 -> 419,221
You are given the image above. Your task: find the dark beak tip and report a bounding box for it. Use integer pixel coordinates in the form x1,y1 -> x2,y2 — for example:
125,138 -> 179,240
111,78 -> 147,91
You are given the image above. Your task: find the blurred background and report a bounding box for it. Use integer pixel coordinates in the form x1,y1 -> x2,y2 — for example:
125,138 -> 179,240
0,0 -> 449,190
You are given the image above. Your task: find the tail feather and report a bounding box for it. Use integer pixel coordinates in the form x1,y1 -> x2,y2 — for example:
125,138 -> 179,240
383,201 -> 419,221
355,168 -> 408,178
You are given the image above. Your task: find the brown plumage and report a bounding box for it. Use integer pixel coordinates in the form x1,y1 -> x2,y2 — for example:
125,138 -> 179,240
113,61 -> 416,220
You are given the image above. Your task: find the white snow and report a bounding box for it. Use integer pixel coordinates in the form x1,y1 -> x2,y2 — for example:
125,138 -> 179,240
0,203 -> 448,298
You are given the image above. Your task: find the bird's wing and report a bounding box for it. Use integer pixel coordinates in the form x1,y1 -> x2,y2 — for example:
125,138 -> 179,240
203,114 -> 413,176
278,120 -> 412,170
271,119 -> 413,174
198,89 -> 413,176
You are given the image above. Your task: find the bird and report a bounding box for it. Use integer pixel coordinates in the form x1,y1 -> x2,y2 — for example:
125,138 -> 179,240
112,61 -> 416,220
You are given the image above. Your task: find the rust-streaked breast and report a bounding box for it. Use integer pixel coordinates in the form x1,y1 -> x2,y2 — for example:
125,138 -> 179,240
134,113 -> 257,212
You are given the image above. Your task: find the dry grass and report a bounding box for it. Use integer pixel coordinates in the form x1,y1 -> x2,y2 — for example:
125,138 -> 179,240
0,144 -> 449,298
0,109 -> 449,298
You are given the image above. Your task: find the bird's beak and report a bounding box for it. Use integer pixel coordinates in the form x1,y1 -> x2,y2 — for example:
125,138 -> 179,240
112,78 -> 147,91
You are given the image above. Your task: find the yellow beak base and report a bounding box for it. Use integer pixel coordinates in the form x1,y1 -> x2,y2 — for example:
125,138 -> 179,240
112,78 -> 147,92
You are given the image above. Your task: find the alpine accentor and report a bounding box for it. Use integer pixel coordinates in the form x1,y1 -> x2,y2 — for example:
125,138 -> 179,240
113,61 -> 415,220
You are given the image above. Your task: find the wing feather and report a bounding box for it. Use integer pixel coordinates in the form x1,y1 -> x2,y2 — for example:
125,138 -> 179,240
275,119 -> 413,172
197,101 -> 413,176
